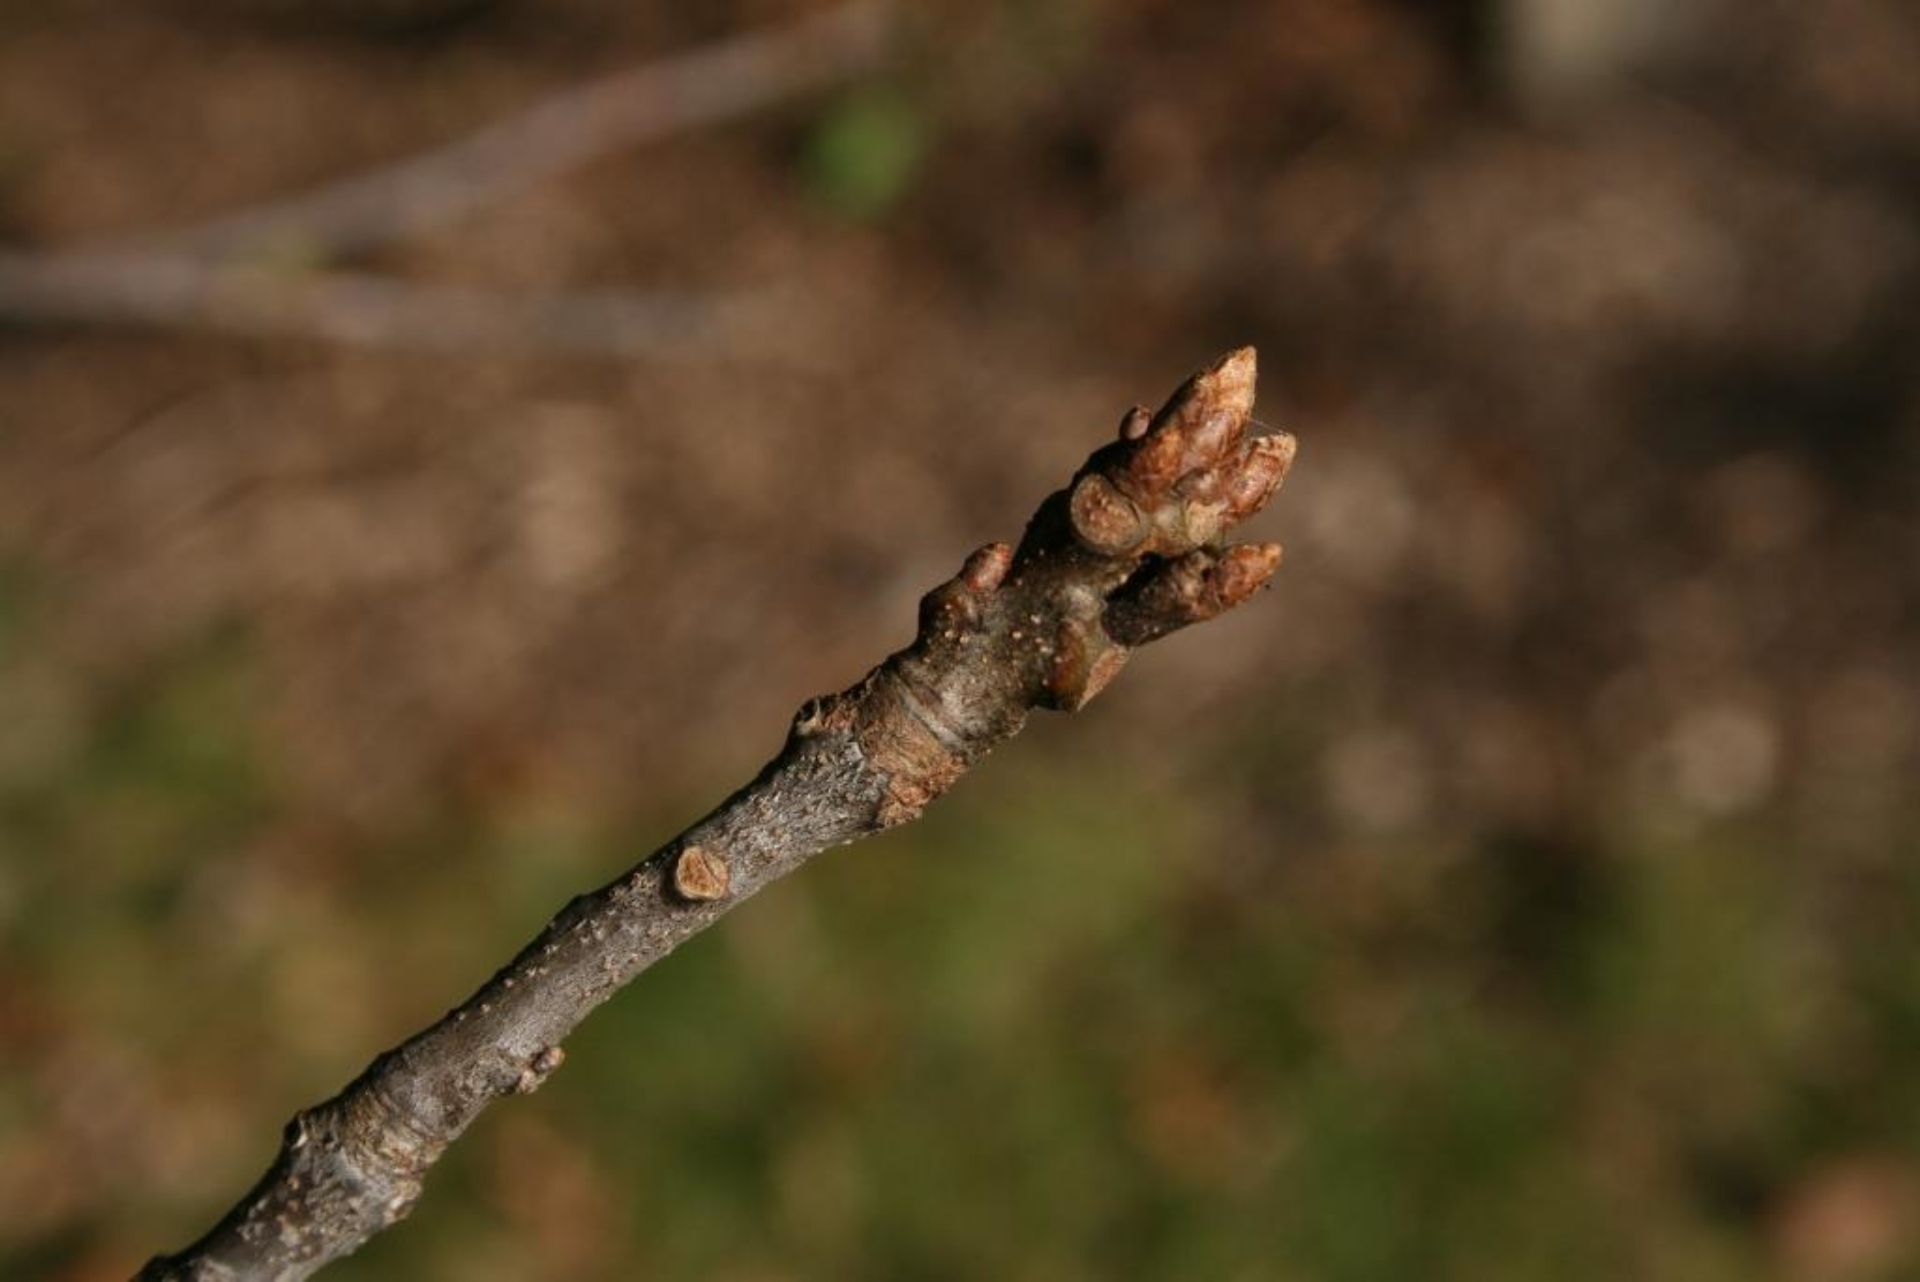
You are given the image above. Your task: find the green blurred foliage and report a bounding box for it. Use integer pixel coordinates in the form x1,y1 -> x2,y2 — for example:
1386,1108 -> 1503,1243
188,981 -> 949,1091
803,89 -> 928,221
5,598 -> 1917,1279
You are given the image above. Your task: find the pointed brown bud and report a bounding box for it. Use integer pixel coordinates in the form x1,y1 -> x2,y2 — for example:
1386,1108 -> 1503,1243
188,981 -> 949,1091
1152,347 -> 1256,445
960,542 -> 1013,593
1211,542 -> 1283,607
1226,432 -> 1296,519
1101,539 -> 1283,647
1198,346 -> 1258,413
1125,419 -> 1187,502
1185,406 -> 1241,468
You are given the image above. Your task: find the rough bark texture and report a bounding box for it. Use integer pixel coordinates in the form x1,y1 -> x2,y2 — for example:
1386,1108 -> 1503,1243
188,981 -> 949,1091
137,347 -> 1297,1281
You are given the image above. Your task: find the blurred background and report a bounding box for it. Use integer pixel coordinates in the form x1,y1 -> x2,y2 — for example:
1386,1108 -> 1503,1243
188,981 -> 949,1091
3,1 -> 1918,1278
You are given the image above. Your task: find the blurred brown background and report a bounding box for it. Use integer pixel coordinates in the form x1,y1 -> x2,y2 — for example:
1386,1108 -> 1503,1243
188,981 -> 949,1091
2,1 -> 1918,1279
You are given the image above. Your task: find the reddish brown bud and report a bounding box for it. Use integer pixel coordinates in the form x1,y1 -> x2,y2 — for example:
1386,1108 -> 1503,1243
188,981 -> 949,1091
1118,405 -> 1152,441
1213,542 -> 1283,607
960,542 -> 1013,593
1226,432 -> 1296,519
1121,347 -> 1260,509
1197,346 -> 1258,415
1101,539 -> 1283,648
1155,348 -> 1255,449
1125,421 -> 1186,501
1185,406 -> 1240,465
921,542 -> 1013,634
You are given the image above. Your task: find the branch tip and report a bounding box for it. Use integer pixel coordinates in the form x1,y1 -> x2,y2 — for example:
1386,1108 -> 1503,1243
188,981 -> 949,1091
138,346 -> 1300,1281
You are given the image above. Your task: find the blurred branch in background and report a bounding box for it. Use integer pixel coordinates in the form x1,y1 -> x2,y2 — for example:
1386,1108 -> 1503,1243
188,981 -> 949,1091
134,1 -> 887,264
0,1 -> 888,353
0,251 -> 804,359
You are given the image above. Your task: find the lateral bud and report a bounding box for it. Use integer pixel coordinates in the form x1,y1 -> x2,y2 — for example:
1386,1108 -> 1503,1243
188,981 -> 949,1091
672,846 -> 731,902
960,541 -> 1013,592
1068,473 -> 1147,555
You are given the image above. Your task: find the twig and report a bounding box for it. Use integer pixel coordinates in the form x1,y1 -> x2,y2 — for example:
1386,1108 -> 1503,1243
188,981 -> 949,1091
135,348 -> 1298,1281
0,6 -> 885,353
136,1 -> 889,264
0,251 -> 798,359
